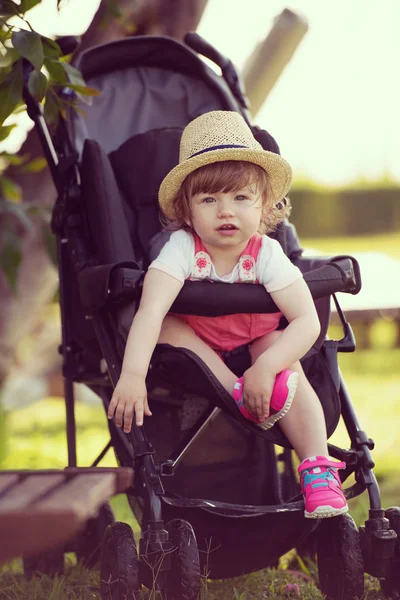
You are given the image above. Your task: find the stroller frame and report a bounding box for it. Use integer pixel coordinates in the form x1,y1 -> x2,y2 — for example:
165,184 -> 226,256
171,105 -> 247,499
21,32 -> 399,599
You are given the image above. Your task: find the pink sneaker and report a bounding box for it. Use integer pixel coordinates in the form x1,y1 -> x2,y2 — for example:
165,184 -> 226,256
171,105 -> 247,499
233,369 -> 298,431
298,456 -> 349,519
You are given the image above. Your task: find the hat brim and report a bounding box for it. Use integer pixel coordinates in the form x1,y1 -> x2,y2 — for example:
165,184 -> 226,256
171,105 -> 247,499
158,147 -> 292,220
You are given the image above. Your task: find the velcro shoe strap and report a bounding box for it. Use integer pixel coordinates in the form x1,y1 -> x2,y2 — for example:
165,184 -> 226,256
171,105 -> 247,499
298,458 -> 346,474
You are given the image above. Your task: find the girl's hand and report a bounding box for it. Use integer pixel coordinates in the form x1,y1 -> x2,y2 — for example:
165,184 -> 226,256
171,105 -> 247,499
108,373 -> 152,432
242,363 -> 277,422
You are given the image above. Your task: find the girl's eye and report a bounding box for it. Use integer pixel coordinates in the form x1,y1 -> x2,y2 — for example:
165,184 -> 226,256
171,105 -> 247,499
202,196 -> 215,203
235,195 -> 248,201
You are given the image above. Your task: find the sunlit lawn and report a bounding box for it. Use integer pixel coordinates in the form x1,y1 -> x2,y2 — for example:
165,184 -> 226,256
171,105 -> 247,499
301,231 -> 400,259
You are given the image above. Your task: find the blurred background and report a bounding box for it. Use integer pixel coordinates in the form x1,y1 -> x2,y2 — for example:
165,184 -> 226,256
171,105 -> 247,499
1,0 -> 399,532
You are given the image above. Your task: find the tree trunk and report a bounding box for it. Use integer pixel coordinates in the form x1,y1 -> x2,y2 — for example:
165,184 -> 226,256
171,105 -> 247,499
0,0 -> 209,384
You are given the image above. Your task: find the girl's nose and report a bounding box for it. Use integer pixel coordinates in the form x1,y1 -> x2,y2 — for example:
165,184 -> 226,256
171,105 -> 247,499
217,198 -> 235,217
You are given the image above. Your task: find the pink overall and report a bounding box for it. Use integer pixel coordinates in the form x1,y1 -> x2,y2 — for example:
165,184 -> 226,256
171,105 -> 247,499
172,234 -> 282,352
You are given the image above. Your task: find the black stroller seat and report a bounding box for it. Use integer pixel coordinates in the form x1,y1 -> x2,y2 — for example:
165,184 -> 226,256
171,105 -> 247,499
23,32 -> 399,600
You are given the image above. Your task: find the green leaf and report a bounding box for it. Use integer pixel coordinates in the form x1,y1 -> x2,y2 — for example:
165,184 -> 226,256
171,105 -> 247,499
62,82 -> 100,96
0,48 -> 19,68
0,123 -> 16,141
12,29 -> 43,70
44,57 -> 66,84
20,156 -> 47,173
19,0 -> 41,13
61,61 -> 86,87
28,68 -> 48,102
296,553 -> 312,577
0,230 -> 22,291
0,59 -> 23,127
0,152 -> 28,166
43,89 -> 60,128
0,174 -> 21,201
42,223 -> 57,266
0,29 -> 13,43
60,63 -> 100,104
42,36 -> 61,59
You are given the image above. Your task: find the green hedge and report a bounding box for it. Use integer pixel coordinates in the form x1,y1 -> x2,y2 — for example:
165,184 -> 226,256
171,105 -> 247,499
289,186 -> 400,237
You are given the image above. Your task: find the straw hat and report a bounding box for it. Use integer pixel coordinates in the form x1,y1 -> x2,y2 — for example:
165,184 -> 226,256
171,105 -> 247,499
158,110 -> 293,220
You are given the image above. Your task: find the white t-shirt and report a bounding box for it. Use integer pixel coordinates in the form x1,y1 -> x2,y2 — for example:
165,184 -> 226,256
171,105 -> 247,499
148,230 -> 302,292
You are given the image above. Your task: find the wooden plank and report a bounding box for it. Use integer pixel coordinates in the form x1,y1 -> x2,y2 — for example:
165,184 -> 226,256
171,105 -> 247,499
1,467 -> 134,492
36,473 -> 116,521
0,474 -> 65,511
64,467 -> 134,492
0,474 -> 20,496
0,511 -> 81,564
0,469 -> 134,563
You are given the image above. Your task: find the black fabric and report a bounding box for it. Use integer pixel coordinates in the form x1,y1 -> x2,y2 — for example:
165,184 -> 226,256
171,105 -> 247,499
253,125 -> 281,155
220,344 -> 252,377
110,128 -> 182,265
81,139 -> 136,264
150,342 -> 340,448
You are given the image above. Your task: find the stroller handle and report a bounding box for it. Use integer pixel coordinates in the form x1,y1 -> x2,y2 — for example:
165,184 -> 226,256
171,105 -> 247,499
184,32 -> 250,110
78,256 -> 361,314
185,32 -> 230,70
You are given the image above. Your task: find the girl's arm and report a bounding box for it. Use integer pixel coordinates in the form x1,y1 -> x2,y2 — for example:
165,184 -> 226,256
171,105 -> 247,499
108,268 -> 183,431
243,278 -> 320,420
256,277 -> 321,372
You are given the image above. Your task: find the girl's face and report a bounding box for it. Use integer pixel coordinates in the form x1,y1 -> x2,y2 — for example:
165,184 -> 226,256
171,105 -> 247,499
187,185 -> 265,252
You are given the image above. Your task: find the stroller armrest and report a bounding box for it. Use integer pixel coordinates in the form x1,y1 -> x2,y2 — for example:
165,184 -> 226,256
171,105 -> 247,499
171,257 -> 361,316
78,256 -> 361,314
294,253 -> 361,289
78,261 -> 144,311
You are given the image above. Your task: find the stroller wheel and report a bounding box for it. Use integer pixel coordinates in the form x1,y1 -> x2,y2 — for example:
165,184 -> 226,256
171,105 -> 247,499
165,519 -> 201,600
23,546 -> 64,578
317,514 -> 364,600
380,507 -> 400,599
76,501 -> 115,568
100,522 -> 140,600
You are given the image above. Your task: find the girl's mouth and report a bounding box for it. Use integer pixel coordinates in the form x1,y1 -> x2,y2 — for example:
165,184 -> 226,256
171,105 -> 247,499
217,224 -> 239,236
217,224 -> 238,231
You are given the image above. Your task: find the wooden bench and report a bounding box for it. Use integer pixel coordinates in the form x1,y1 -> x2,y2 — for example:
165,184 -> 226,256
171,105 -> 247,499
0,467 -> 133,564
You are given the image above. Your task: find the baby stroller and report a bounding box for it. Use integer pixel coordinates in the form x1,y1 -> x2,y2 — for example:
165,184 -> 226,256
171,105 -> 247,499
22,32 -> 400,600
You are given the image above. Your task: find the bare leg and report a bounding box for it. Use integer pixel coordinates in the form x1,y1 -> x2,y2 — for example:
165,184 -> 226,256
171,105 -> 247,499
158,316 -> 238,395
250,331 -> 329,461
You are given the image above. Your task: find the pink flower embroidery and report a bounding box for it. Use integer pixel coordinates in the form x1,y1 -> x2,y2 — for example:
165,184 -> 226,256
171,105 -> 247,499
196,257 -> 208,270
242,258 -> 253,271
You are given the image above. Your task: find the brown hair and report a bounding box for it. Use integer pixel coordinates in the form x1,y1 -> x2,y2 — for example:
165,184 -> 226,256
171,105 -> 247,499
161,160 -> 291,234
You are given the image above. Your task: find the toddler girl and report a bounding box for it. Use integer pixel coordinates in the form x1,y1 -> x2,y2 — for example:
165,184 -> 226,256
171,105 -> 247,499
108,111 -> 348,519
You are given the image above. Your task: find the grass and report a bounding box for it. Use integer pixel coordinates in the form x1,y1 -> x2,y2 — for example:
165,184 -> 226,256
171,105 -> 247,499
301,231 -> 400,259
1,232 -> 399,598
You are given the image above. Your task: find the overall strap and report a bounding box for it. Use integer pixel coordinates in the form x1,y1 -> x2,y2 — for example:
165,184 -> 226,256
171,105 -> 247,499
190,232 -> 212,279
238,233 -> 263,283
193,231 -> 206,254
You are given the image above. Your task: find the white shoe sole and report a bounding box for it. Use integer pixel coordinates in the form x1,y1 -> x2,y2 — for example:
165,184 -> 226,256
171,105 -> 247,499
257,371 -> 299,431
304,504 -> 349,519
